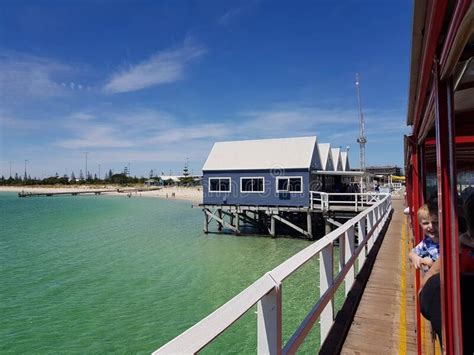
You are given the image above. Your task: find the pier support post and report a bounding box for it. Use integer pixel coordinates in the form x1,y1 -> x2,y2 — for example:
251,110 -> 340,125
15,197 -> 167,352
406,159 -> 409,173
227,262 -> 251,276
203,210 -> 209,234
217,209 -> 223,231
235,212 -> 240,232
270,215 -> 276,238
325,219 -> 332,235
307,212 -> 313,239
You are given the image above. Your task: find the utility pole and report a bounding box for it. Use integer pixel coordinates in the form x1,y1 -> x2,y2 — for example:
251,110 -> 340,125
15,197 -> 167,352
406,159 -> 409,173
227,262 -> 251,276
84,152 -> 89,181
24,160 -> 28,180
355,73 -> 367,191
355,73 -> 367,171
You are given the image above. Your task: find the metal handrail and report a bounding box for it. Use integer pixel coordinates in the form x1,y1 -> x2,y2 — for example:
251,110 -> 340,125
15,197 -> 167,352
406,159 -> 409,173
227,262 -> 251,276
154,194 -> 392,354
310,191 -> 382,211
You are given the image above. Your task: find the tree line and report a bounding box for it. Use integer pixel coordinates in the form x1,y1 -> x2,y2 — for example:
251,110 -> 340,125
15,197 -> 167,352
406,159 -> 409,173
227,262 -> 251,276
0,169 -> 150,186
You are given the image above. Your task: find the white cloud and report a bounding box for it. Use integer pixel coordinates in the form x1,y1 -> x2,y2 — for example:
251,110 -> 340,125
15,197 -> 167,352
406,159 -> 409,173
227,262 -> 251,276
54,126 -> 134,149
0,50 -> 72,99
146,124 -> 231,144
217,8 -> 243,26
103,41 -> 206,94
68,112 -> 96,121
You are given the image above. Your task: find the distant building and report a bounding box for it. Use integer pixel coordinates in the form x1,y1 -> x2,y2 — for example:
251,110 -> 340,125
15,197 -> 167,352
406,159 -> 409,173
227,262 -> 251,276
202,136 -> 362,207
365,165 -> 403,176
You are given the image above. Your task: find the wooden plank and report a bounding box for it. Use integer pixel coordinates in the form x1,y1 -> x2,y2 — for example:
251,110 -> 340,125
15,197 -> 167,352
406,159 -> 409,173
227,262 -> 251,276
341,200 -> 417,354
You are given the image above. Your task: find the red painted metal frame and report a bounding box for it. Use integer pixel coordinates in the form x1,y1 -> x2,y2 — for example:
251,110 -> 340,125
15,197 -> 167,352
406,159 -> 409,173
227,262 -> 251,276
440,0 -> 473,72
414,144 -> 424,355
413,0 -> 448,137
407,135 -> 424,354
434,61 -> 463,354
426,136 -> 474,145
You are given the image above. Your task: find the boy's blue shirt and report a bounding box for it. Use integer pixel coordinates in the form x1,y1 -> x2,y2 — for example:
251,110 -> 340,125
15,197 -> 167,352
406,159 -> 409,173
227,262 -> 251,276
412,236 -> 440,261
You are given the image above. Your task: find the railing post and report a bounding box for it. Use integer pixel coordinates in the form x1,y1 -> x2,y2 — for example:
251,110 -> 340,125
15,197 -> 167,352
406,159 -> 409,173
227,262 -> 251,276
357,218 -> 366,269
367,211 -> 374,252
320,244 -> 334,344
344,226 -> 355,297
258,286 -> 282,355
374,207 -> 380,240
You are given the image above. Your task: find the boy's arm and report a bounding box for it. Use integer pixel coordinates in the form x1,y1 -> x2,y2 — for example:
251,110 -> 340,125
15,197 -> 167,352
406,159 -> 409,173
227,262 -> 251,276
409,250 -> 422,269
421,259 -> 441,288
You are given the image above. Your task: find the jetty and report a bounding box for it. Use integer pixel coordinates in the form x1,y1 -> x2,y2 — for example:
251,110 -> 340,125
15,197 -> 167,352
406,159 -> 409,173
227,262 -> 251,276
18,187 -> 161,198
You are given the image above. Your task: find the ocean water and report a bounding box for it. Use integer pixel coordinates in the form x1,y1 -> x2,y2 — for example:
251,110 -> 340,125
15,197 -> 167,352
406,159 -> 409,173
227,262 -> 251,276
0,192 -> 335,353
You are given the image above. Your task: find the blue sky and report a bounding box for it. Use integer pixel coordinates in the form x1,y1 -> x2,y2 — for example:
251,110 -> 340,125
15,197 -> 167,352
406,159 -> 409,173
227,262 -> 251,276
0,0 -> 412,179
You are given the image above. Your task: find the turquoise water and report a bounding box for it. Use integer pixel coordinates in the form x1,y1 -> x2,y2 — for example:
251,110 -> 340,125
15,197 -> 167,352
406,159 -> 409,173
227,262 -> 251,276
0,192 -> 338,353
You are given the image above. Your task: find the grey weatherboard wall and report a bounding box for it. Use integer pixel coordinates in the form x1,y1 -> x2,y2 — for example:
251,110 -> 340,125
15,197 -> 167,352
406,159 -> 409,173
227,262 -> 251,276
202,169 -> 310,207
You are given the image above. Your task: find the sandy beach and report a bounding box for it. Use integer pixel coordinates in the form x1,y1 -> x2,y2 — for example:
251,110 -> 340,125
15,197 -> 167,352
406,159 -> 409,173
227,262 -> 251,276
0,185 -> 203,204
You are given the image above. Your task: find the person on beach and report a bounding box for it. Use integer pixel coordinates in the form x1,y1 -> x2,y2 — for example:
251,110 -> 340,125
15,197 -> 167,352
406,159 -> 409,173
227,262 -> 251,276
409,203 -> 440,271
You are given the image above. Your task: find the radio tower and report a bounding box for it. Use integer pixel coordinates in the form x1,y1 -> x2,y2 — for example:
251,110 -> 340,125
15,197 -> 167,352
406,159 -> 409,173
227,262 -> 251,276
355,73 -> 367,171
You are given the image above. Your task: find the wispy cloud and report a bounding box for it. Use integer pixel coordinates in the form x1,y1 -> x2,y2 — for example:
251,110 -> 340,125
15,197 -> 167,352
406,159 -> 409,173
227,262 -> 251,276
68,112 -> 96,121
54,126 -> 134,149
0,50 -> 72,99
217,8 -> 244,26
103,41 -> 206,94
146,124 -> 232,144
3,102 -> 408,176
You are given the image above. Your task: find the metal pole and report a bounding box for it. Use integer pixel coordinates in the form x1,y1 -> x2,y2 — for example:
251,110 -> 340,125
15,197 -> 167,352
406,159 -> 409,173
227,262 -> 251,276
84,152 -> 89,181
434,60 -> 462,354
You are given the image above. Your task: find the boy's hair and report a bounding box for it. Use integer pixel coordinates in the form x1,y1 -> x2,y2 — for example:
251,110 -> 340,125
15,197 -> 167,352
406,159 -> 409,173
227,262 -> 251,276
417,202 -> 438,222
463,193 -> 474,232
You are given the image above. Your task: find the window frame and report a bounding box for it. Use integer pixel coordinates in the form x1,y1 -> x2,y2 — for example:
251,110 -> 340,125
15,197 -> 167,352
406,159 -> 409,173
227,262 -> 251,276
276,176 -> 303,193
208,177 -> 231,193
240,176 -> 265,193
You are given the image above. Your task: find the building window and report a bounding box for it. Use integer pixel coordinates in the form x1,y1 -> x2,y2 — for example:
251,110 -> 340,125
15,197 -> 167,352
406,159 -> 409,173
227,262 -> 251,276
276,177 -> 303,193
240,177 -> 265,193
208,177 -> 231,192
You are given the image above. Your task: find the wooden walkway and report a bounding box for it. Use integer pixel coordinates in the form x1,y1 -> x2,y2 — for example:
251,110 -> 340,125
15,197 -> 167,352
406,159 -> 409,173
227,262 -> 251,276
341,199 -> 418,354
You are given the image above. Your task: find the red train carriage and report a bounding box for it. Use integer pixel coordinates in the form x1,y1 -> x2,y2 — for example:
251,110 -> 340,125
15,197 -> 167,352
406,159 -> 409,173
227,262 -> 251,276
405,0 -> 474,353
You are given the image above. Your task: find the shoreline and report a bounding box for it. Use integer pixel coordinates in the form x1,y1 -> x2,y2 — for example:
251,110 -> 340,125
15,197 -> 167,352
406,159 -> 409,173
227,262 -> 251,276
0,185 -> 202,204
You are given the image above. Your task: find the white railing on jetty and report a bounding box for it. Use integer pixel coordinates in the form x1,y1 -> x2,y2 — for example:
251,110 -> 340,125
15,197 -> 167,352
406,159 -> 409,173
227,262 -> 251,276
154,194 -> 392,354
310,191 -> 382,212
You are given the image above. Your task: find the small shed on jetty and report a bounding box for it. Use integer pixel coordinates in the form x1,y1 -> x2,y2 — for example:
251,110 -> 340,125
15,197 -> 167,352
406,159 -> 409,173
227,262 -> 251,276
202,136 -> 322,207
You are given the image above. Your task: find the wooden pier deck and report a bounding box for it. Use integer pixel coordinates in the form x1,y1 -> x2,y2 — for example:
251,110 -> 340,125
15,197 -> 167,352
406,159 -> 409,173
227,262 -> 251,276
341,199 -> 418,354
18,189 -> 115,197
17,187 -> 161,197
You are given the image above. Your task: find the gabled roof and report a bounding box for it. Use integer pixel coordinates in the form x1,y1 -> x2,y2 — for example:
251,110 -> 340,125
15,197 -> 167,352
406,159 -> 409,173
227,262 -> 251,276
203,136 -> 320,171
317,143 -> 333,171
331,148 -> 343,171
340,151 -> 350,171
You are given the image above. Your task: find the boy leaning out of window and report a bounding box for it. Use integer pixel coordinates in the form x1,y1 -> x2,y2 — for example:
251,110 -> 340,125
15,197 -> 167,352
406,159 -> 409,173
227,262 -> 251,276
409,203 -> 440,271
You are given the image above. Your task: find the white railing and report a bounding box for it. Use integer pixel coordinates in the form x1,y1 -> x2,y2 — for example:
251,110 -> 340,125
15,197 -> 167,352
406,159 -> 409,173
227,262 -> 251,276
310,191 -> 382,212
154,194 -> 392,354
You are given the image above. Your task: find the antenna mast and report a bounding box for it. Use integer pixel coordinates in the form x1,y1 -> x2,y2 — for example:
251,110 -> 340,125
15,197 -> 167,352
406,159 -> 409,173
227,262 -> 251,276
355,73 -> 367,171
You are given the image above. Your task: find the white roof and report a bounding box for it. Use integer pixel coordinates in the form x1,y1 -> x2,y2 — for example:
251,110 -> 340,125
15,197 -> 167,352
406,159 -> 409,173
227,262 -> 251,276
331,148 -> 342,171
340,151 -> 350,171
160,175 -> 181,182
203,136 -> 320,171
317,143 -> 332,171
